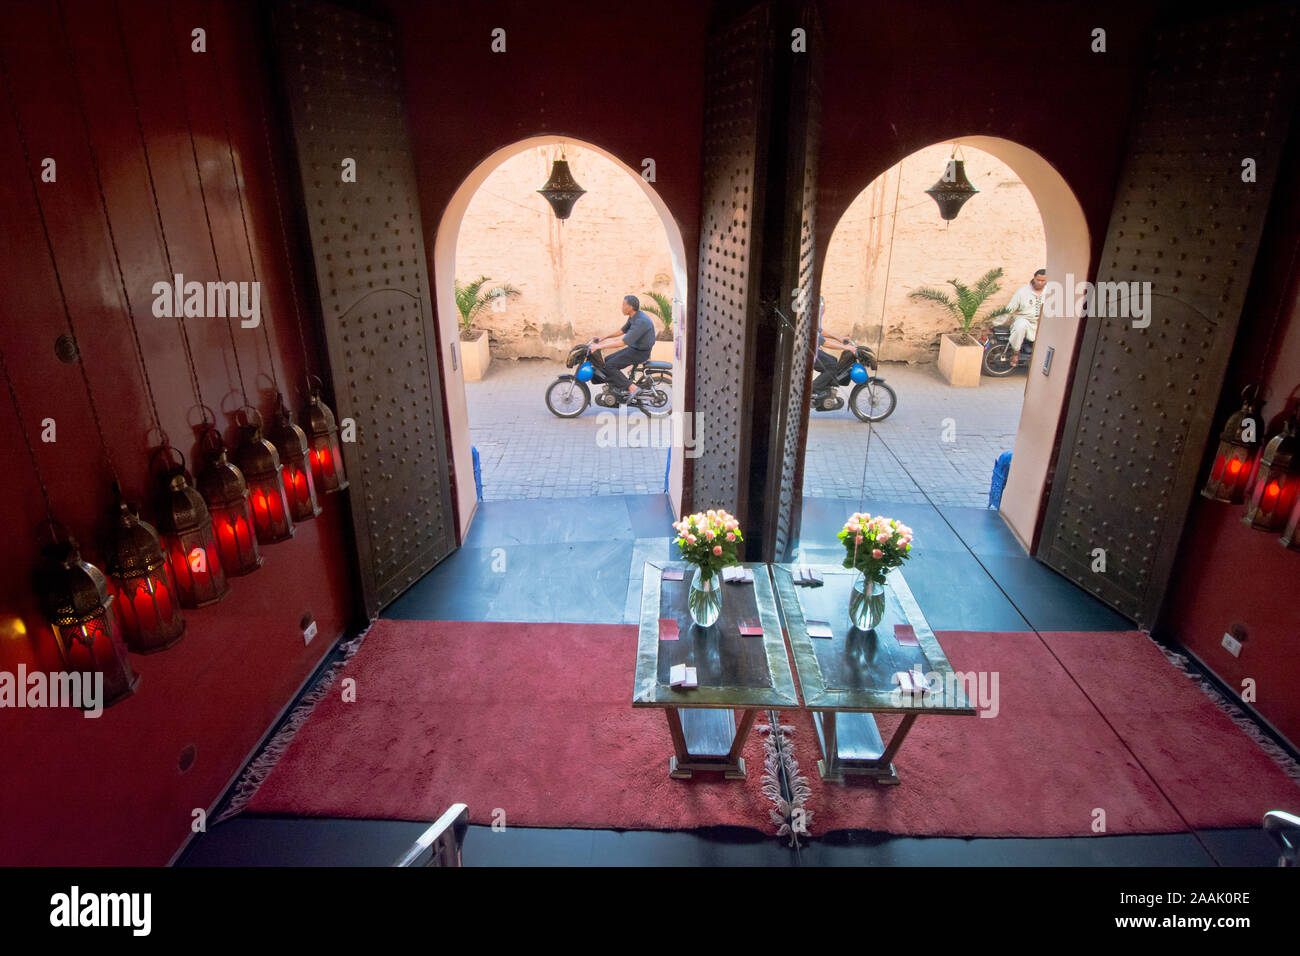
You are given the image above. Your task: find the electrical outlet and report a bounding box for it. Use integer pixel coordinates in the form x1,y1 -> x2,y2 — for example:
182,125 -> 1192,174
302,613 -> 318,646
1221,632 -> 1242,658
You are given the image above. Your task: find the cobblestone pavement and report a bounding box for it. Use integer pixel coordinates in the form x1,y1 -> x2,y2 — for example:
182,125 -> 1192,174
804,362 -> 1027,507
465,359 -> 1025,506
466,359 -> 669,500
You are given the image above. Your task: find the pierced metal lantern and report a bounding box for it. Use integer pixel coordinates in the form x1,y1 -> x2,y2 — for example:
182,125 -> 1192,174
197,429 -> 262,576
303,381 -> 349,494
537,155 -> 586,220
155,448 -> 229,608
1202,387 -> 1260,503
1280,487 -> 1300,551
233,408 -> 295,544
1242,415 -> 1299,532
105,495 -> 185,654
924,158 -> 979,221
34,532 -> 139,707
269,394 -> 322,522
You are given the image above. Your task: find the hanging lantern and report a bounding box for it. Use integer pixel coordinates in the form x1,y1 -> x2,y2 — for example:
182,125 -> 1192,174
34,530 -> 139,707
197,428 -> 263,576
154,447 -> 229,607
1242,414 -> 1299,533
924,157 -> 979,221
104,491 -> 185,653
1201,387 -> 1261,503
269,394 -> 322,522
537,154 -> 586,220
302,379 -> 349,494
1280,487 -> 1300,551
233,408 -> 295,544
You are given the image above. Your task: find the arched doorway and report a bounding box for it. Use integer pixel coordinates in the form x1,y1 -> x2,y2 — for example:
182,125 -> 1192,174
806,137 -> 1088,552
433,137 -> 690,535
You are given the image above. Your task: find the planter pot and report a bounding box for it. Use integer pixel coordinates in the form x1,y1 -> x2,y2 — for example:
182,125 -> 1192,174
651,340 -> 675,364
461,330 -> 491,381
937,332 -> 983,387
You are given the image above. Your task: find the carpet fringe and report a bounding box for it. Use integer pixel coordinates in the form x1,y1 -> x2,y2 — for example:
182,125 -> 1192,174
759,718 -> 813,846
1145,631 -> 1300,787
214,626 -> 372,824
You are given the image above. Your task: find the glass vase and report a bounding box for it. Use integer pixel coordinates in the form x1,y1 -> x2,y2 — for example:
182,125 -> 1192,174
849,573 -> 886,631
688,567 -> 721,628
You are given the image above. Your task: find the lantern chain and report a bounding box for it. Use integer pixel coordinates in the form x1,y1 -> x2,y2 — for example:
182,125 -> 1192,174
165,0 -> 250,408
0,45 -> 119,486
112,0 -> 207,421
0,344 -> 56,525
257,69 -> 315,397
206,2 -> 281,396
57,0 -> 165,440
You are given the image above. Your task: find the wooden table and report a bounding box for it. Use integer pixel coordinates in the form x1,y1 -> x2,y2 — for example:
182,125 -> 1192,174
633,561 -> 798,779
772,564 -> 976,784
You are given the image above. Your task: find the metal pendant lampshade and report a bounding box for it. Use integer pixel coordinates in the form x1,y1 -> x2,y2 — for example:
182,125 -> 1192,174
537,156 -> 586,220
34,531 -> 139,707
925,158 -> 979,221
269,394 -> 322,522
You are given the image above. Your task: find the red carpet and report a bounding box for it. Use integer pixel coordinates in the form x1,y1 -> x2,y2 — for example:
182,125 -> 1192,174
245,621 -> 1300,836
247,620 -> 774,829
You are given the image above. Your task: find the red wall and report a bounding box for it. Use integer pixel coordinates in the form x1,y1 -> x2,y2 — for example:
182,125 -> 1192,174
1159,112 -> 1300,748
0,0 -> 351,865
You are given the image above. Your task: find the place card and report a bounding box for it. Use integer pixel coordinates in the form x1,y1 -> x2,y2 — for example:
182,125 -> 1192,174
661,568 -> 685,581
894,670 -> 915,693
806,568 -> 823,586
659,618 -> 679,641
806,619 -> 833,639
794,566 -> 810,586
669,664 -> 698,688
738,617 -> 763,637
894,624 -> 918,646
722,566 -> 753,584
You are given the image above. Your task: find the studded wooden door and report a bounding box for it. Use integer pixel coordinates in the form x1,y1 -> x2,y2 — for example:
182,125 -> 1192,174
1038,5 -> 1299,627
689,3 -> 773,532
272,0 -> 456,618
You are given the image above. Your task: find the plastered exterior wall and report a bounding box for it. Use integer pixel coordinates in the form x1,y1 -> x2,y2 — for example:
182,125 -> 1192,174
821,143 -> 1047,363
454,145 -> 676,359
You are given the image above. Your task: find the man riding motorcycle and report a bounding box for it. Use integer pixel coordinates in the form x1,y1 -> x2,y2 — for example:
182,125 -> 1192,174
590,294 -> 657,399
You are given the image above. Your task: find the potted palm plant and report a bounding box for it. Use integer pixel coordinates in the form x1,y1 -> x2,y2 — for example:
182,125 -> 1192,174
640,290 -> 675,364
454,276 -> 521,381
909,268 -> 1011,387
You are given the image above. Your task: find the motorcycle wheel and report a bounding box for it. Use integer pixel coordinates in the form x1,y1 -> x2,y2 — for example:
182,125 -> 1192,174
849,379 -> 897,423
982,343 -> 1017,377
635,381 -> 672,418
545,376 -> 591,417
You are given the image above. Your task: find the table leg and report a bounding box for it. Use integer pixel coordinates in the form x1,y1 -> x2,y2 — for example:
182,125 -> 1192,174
815,711 -> 919,785
665,707 -> 753,780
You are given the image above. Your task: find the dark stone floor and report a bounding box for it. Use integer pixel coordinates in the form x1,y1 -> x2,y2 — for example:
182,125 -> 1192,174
178,495 -> 1282,867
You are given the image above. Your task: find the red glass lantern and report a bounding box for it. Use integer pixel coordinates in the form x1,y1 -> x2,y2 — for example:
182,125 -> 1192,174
197,429 -> 263,576
104,491 -> 185,654
303,379 -> 348,494
155,448 -> 229,607
233,408 -> 295,544
1242,415 -> 1299,532
1201,387 -> 1260,503
269,394 -> 322,522
1280,488 -> 1300,551
34,531 -> 139,707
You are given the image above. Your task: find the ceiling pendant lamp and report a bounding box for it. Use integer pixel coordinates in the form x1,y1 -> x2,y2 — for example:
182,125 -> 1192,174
35,529 -> 139,707
924,148 -> 979,221
233,408 -> 295,545
197,427 -> 263,576
1201,386 -> 1261,503
104,487 -> 185,654
537,151 -> 586,220
302,378 -> 349,494
1242,414 -> 1299,533
269,393 -> 322,522
155,447 -> 230,608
